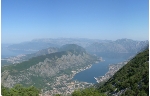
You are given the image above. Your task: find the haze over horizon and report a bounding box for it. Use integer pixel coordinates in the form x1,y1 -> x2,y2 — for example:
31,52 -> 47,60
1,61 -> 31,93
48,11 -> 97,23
1,37 -> 149,45
2,0 -> 148,43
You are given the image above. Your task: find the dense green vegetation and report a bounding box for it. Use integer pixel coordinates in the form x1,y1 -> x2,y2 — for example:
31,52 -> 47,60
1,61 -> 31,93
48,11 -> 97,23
2,84 -> 40,96
1,60 -> 12,66
2,51 -> 88,75
71,48 -> 149,96
2,44 -> 98,95
2,51 -> 68,72
59,44 -> 86,53
71,88 -> 106,96
98,48 -> 149,96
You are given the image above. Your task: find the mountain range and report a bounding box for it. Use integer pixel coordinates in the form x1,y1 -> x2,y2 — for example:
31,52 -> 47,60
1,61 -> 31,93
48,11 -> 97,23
2,44 -> 98,91
86,38 -> 148,53
2,46 -> 148,96
2,38 -> 148,65
3,38 -> 148,55
1,39 -> 149,95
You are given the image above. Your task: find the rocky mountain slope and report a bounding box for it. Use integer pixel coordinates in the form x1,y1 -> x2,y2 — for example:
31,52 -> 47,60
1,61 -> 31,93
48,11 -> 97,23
2,44 -> 98,92
86,38 -> 148,54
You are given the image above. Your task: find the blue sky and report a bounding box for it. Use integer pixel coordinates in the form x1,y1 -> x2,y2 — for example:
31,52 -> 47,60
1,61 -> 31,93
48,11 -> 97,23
2,0 -> 149,43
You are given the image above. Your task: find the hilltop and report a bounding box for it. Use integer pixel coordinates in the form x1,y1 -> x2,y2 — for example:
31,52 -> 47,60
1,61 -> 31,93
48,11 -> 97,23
2,38 -> 148,56
2,44 -> 98,94
1,46 -> 149,96
2,38 -> 148,66
2,47 -> 58,66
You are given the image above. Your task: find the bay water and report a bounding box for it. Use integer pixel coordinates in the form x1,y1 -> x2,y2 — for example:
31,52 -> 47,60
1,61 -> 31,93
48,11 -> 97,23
73,54 -> 132,83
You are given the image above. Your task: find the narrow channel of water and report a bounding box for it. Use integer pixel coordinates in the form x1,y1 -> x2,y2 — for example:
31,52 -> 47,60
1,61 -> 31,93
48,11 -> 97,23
72,57 -> 126,83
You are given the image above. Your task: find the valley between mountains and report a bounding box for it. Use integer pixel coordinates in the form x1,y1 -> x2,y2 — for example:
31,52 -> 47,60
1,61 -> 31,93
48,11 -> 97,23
2,44 -> 99,95
1,38 -> 149,96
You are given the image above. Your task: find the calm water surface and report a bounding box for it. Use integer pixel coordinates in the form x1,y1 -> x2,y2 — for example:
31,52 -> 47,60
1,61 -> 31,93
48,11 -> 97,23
1,48 -> 37,58
73,57 -> 126,83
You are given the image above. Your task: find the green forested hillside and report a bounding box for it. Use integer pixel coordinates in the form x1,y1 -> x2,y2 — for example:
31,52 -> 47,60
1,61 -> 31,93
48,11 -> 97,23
2,47 -> 148,96
98,48 -> 149,96
70,48 -> 149,96
71,88 -> 106,96
2,84 -> 40,96
2,44 -> 98,94
2,51 -> 71,72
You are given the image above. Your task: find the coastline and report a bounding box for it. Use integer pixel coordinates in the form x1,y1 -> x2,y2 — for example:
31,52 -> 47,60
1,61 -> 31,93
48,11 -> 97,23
43,64 -> 94,95
94,61 -> 128,83
43,58 -> 104,95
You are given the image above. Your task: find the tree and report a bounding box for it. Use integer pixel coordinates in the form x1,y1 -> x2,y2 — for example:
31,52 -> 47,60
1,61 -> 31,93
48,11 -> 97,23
1,84 -> 40,96
72,88 -> 106,96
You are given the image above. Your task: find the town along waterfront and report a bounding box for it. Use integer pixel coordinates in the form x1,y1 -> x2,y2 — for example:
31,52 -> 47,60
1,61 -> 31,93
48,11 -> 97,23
72,53 -> 134,83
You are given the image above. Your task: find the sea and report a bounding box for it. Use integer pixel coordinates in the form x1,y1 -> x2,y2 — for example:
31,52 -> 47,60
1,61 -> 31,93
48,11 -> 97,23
73,53 -> 135,83
2,47 -> 135,84
1,47 -> 37,58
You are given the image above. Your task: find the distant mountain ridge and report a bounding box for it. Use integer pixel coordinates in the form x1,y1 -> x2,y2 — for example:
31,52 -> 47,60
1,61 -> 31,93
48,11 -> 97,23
2,38 -> 148,66
86,38 -> 148,53
4,38 -> 148,54
1,39 -> 149,95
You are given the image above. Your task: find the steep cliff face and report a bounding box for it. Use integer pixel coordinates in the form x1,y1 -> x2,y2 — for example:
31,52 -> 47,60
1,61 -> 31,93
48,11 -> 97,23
2,44 -> 97,89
